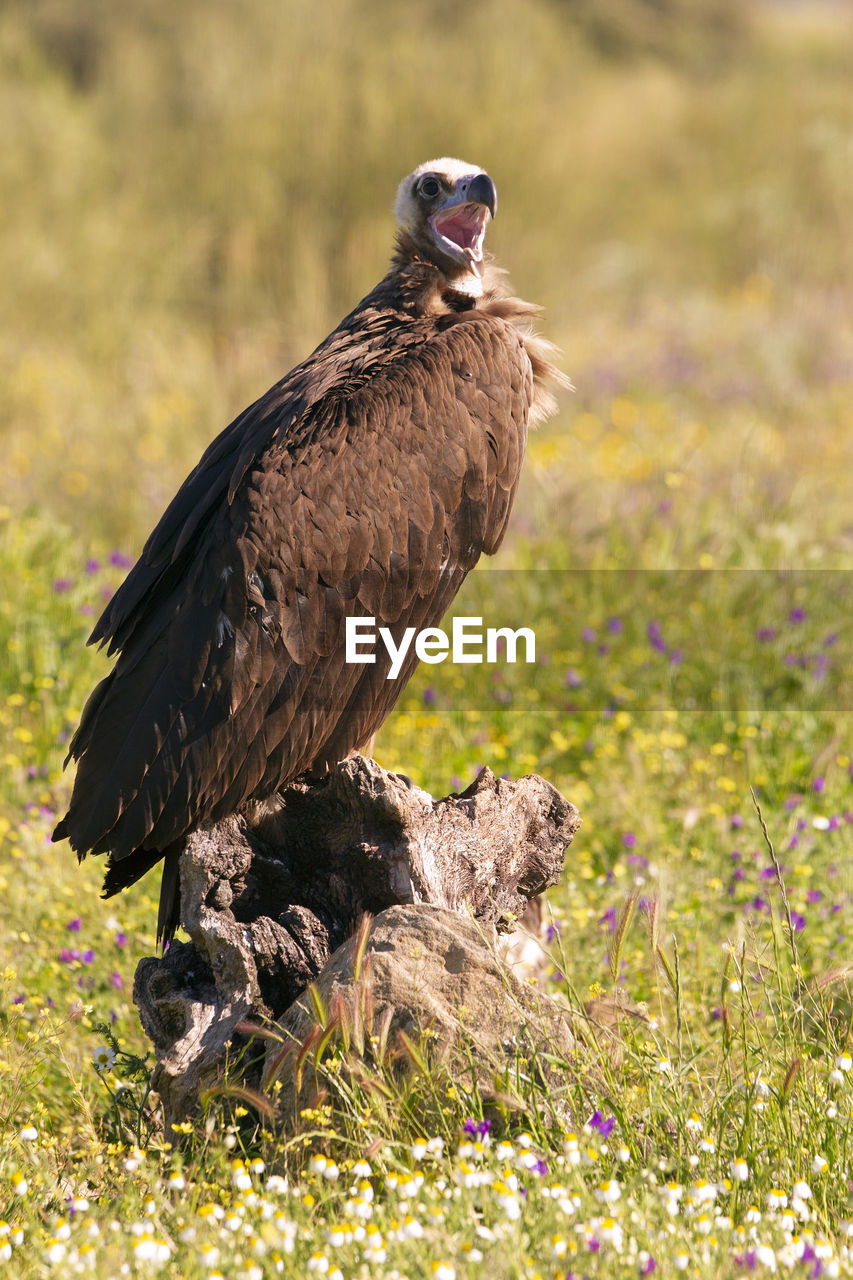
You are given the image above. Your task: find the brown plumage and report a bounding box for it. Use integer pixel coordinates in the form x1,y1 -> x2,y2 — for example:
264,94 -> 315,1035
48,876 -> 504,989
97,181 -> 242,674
53,157 -> 567,941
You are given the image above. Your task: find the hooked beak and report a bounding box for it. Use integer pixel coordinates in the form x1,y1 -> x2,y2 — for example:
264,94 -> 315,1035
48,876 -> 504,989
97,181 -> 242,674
428,172 -> 498,276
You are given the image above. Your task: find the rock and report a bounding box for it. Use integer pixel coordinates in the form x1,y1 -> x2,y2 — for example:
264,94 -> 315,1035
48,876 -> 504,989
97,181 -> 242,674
265,904 -> 580,1123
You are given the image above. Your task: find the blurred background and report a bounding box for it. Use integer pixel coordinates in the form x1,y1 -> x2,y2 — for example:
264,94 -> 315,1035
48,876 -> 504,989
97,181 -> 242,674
2,0 -> 851,558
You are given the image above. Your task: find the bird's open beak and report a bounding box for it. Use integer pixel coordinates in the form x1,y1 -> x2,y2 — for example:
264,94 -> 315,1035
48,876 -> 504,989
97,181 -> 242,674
429,172 -> 498,277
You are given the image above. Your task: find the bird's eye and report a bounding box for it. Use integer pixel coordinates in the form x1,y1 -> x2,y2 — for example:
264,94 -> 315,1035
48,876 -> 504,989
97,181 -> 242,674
418,176 -> 441,199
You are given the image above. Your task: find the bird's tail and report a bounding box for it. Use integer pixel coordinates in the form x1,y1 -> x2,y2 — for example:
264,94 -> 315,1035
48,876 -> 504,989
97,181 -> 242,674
101,841 -> 184,947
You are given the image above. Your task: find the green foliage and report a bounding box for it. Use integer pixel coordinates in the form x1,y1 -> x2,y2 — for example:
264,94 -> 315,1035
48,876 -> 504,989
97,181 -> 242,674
89,1019 -> 156,1149
2,0 -> 852,548
558,0 -> 747,67
0,1 -> 852,1274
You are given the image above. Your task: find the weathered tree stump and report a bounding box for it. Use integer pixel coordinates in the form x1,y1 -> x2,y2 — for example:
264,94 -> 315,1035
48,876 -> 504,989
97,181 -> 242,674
133,757 -> 580,1130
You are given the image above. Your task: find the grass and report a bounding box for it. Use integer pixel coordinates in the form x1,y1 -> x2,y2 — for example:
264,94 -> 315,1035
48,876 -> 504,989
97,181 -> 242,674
1,0 -> 852,1275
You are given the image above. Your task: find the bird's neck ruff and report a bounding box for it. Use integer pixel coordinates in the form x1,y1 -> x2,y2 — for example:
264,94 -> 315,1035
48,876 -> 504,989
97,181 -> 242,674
387,240 -> 572,425
391,229 -> 487,296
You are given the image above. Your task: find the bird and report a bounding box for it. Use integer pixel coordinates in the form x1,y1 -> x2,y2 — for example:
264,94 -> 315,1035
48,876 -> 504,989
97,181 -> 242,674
53,157 -> 568,942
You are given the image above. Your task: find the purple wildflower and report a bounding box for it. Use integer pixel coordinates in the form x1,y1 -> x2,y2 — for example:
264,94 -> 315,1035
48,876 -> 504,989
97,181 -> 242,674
813,776 -> 825,794
565,668 -> 583,688
52,578 -> 73,593
731,814 -> 743,829
790,911 -> 806,932
800,1244 -> 821,1278
647,621 -> 667,652
789,608 -> 806,623
67,918 -> 82,933
756,627 -> 777,642
422,687 -> 436,705
641,1259 -> 657,1276
110,972 -> 123,989
85,558 -> 100,574
462,1118 -> 491,1139
589,1110 -> 616,1138
581,627 -> 596,643
607,617 -> 623,634
114,931 -> 127,947
109,551 -> 133,568
622,832 -> 637,849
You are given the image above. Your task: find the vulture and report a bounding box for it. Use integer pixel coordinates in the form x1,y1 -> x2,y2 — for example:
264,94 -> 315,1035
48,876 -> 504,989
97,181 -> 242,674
53,158 -> 567,941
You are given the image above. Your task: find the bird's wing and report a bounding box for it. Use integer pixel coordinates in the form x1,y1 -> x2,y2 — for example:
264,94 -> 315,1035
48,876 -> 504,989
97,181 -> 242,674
57,310 -> 532,870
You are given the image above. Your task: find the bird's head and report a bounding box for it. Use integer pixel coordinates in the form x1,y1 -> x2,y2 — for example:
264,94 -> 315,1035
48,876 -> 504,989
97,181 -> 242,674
394,157 -> 498,294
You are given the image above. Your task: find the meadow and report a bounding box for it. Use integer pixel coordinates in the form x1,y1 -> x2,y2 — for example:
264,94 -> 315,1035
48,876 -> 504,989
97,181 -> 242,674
1,0 -> 852,1275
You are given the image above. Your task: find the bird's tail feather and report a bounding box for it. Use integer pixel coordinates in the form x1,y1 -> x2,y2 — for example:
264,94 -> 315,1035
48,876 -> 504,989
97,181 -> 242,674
156,846 -> 182,946
101,841 -> 184,947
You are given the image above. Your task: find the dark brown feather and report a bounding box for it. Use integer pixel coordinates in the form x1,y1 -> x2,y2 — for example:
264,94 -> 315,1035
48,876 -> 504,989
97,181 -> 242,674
54,179 -> 564,941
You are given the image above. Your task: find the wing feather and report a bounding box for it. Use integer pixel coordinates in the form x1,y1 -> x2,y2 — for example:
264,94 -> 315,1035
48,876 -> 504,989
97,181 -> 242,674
56,298 -> 535,885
